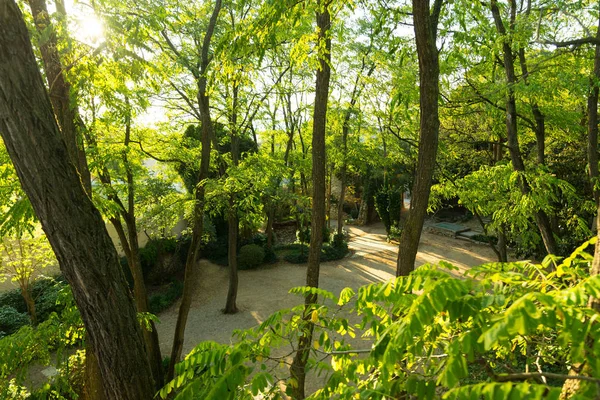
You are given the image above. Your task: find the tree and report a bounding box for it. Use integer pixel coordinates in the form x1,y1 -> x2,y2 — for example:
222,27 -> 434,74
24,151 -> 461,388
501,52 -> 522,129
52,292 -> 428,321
489,0 -> 558,257
0,235 -> 55,325
396,0 -> 444,277
289,0 -> 332,398
167,0 -> 222,380
0,1 -> 155,398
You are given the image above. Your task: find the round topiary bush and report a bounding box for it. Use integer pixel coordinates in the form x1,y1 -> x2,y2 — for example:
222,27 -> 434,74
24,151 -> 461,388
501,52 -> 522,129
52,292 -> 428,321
238,244 -> 265,270
0,305 -> 30,336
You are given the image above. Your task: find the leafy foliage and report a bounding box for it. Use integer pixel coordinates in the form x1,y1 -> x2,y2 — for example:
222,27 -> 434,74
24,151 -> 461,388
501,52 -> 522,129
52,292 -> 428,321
161,238 -> 600,399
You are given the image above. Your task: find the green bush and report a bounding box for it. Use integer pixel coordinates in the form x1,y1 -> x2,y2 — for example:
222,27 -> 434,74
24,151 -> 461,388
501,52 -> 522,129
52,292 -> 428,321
200,238 -> 229,265
374,187 -> 403,234
296,227 -> 332,245
263,245 -> 278,264
0,306 -> 30,337
282,240 -> 348,264
0,278 -> 67,326
0,290 -> 26,314
238,244 -> 265,270
148,280 -> 184,314
296,226 -> 311,244
321,243 -> 348,262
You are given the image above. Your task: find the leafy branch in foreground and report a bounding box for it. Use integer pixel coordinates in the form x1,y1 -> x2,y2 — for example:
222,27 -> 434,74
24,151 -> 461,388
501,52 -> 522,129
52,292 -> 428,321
160,238 -> 600,399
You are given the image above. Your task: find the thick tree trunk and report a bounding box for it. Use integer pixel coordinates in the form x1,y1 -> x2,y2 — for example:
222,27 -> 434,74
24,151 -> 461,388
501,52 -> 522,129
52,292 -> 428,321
26,0 -> 91,193
167,0 -> 221,381
82,343 -> 107,400
491,0 -> 558,256
396,0 -> 442,277
289,2 -> 331,398
0,2 -> 154,398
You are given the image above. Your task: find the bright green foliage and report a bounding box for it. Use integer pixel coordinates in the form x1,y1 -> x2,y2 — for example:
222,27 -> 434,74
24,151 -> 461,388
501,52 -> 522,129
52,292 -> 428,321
432,164 -> 595,256
0,286 -> 83,397
161,238 -> 600,399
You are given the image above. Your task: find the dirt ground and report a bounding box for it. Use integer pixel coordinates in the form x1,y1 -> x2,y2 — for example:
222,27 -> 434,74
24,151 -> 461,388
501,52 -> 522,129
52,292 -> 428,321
154,221 -> 499,393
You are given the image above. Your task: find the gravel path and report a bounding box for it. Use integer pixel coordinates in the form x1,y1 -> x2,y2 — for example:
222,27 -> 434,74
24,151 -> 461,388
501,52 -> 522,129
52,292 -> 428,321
155,222 -> 499,392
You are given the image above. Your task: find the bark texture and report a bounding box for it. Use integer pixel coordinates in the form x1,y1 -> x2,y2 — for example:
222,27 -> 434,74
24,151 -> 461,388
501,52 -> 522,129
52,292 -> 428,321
0,2 -> 154,398
289,2 -> 331,398
167,0 -> 221,381
396,0 -> 442,277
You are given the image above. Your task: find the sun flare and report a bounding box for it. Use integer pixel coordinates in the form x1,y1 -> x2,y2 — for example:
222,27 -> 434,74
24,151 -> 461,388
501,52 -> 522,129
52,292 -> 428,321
73,13 -> 104,45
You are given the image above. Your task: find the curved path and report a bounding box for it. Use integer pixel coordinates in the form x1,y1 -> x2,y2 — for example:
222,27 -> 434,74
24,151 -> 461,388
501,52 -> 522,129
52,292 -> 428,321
156,222 -> 499,356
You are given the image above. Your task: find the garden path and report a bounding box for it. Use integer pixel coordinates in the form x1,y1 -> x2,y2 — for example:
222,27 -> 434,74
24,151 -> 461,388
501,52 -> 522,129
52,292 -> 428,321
155,222 -> 499,387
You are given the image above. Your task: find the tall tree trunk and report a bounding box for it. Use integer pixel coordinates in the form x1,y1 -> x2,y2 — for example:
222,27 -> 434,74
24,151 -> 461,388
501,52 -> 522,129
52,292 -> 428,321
26,0 -> 91,193
490,0 -> 558,257
396,0 -> 443,277
588,10 -> 600,205
224,197 -> 239,314
167,0 -> 221,381
326,164 -> 332,229
225,84 -> 240,314
122,117 -> 164,387
289,2 -> 331,398
0,2 -> 154,398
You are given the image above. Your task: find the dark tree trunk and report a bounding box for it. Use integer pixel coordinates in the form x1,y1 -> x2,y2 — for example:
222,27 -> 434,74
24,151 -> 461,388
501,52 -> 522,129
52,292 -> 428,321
490,0 -> 558,257
26,0 -> 91,193
0,2 -> 154,398
224,199 -> 239,314
22,285 -> 37,325
167,0 -> 221,381
589,12 -> 600,205
326,164 -> 332,229
122,118 -> 163,387
289,2 -> 331,398
225,85 -> 240,314
396,0 -> 443,277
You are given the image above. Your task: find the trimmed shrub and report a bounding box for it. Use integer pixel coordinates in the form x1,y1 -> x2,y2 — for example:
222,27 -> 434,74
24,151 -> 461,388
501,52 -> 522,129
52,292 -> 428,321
0,278 -> 67,325
148,280 -> 184,314
284,252 -> 308,264
282,240 -> 348,264
0,306 -> 30,337
238,244 -> 265,270
321,243 -> 348,262
332,233 -> 346,249
0,289 -> 26,314
263,245 -> 278,264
